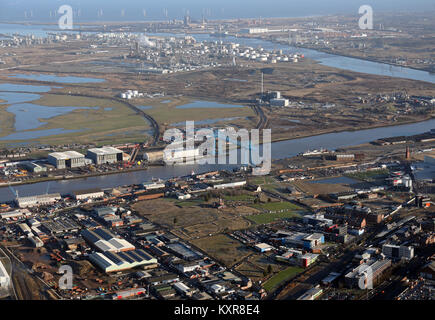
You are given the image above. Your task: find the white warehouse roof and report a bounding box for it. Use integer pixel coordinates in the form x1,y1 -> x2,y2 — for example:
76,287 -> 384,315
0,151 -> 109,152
89,249 -> 157,273
88,147 -> 123,155
48,151 -> 85,160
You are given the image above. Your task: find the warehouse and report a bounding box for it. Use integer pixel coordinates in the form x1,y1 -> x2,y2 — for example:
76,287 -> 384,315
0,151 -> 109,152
142,182 -> 166,191
20,161 -> 47,173
42,218 -> 80,235
94,206 -> 117,217
0,210 -> 27,220
0,260 -> 10,289
81,228 -> 135,253
297,286 -> 323,300
254,243 -> 274,253
270,98 -> 290,107
87,147 -> 123,165
173,281 -> 194,297
28,235 -> 44,248
89,249 -> 157,273
16,193 -> 61,208
166,242 -> 202,261
73,188 -> 104,200
48,151 -> 85,169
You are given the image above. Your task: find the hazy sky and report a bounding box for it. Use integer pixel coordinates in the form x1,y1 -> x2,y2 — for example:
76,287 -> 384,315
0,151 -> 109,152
1,0 -> 434,21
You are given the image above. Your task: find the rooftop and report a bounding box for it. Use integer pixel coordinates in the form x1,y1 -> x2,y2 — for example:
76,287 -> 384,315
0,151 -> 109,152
48,151 -> 84,160
88,146 -> 123,155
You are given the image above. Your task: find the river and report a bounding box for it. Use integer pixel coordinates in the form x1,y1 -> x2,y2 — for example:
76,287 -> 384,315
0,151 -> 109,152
1,118 -> 435,202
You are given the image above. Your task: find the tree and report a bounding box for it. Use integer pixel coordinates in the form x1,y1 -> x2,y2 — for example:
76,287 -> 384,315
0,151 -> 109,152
173,217 -> 178,225
267,264 -> 272,274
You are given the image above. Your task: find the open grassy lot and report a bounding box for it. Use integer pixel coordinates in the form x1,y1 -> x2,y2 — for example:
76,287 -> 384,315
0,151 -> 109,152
262,266 -> 304,293
235,253 -> 283,282
132,198 -> 251,239
222,194 -> 257,202
0,93 -> 151,146
138,97 -> 257,128
345,168 -> 390,181
191,234 -> 252,267
249,200 -> 303,212
246,210 -> 302,224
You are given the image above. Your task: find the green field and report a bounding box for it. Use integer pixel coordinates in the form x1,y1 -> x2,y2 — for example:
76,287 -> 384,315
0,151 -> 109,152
174,199 -> 206,207
144,98 -> 255,125
263,266 -> 304,293
345,169 -> 390,181
223,194 -> 256,201
250,201 -> 303,212
246,210 -> 302,224
0,94 -> 151,146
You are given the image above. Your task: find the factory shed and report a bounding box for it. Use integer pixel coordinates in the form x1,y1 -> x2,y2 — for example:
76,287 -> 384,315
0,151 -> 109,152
87,147 -> 123,165
89,249 -> 157,273
81,228 -> 135,253
48,151 -> 85,169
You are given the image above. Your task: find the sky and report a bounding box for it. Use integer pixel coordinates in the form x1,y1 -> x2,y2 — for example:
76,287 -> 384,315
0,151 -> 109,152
0,0 -> 434,22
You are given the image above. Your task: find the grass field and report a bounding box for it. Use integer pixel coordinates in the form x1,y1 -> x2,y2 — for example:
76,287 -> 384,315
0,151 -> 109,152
263,266 -> 304,293
246,210 -> 302,224
191,234 -> 252,267
250,201 -> 303,212
132,198 -> 250,239
0,93 -> 151,146
222,194 -> 256,201
141,97 -> 256,127
345,169 -> 390,181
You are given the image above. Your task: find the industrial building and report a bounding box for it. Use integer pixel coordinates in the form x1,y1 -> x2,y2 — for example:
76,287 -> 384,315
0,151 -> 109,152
166,242 -> 202,261
0,261 -> 10,289
297,286 -> 323,300
81,228 -> 135,253
87,147 -> 123,165
20,161 -> 47,173
48,151 -> 85,169
89,249 -> 157,273
254,243 -> 274,253
42,218 -> 80,235
382,244 -> 414,260
0,210 -> 27,220
241,28 -> 269,34
142,182 -> 166,191
270,98 -> 290,107
15,193 -> 61,208
73,188 -> 104,200
28,235 -> 44,248
345,259 -> 392,289
94,206 -> 118,217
